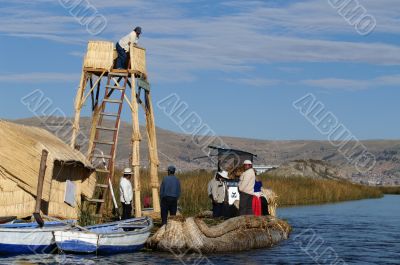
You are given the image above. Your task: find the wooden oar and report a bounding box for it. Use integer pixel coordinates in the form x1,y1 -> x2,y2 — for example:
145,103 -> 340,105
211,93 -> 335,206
42,215 -> 91,232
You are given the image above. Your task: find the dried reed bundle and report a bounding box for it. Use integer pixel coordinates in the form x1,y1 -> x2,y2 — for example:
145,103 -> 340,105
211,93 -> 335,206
262,188 -> 278,217
0,120 -> 96,219
129,45 -> 147,76
83,41 -> 114,70
147,215 -> 291,253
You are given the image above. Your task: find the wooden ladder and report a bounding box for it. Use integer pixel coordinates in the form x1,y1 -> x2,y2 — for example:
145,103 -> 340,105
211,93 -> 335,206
87,71 -> 129,218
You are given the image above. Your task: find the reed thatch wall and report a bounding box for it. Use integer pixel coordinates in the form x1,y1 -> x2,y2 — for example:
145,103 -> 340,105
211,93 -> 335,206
82,40 -> 147,75
83,41 -> 114,70
0,120 -> 96,219
129,45 -> 147,76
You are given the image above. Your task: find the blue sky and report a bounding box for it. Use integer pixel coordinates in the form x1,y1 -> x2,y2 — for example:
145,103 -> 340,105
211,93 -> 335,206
0,0 -> 399,140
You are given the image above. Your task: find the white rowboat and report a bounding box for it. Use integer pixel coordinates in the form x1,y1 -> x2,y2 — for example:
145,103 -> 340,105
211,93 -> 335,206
54,217 -> 153,254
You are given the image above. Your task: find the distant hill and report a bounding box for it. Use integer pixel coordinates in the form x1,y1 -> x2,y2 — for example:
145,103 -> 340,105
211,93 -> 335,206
11,116 -> 400,186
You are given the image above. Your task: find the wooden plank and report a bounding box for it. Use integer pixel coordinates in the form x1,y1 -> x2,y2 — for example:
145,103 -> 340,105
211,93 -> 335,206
124,94 -> 133,111
100,112 -> 119,117
103,99 -> 123,104
109,71 -> 129,77
94,140 -> 115,145
96,126 -> 117,131
81,71 -> 106,108
84,67 -> 108,74
106,85 -> 125,90
95,168 -> 110,174
87,198 -> 105,203
33,149 -> 48,227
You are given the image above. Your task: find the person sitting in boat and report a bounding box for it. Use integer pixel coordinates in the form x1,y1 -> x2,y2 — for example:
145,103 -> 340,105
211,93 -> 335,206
238,160 -> 256,215
120,168 -> 134,220
116,26 -> 142,69
208,170 -> 229,218
160,165 -> 181,225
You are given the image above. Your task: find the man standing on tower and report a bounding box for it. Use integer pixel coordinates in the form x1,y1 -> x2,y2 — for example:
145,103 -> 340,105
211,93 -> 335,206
116,26 -> 142,69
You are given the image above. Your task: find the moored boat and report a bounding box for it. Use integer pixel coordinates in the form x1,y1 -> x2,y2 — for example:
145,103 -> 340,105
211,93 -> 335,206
0,216 -> 16,224
54,217 -> 153,254
0,220 -> 75,255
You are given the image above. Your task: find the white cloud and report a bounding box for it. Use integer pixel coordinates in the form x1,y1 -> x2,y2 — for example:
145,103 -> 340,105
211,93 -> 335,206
302,74 -> 400,91
225,77 -> 283,87
1,0 -> 400,85
69,51 -> 85,57
0,72 -> 79,83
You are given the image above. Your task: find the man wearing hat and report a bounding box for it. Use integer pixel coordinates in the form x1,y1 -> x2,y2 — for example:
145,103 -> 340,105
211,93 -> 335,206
208,170 -> 229,218
238,160 -> 256,215
116,26 -> 142,69
120,168 -> 134,220
160,165 -> 181,225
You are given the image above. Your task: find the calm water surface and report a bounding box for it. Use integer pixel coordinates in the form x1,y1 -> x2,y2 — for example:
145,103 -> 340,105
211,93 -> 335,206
2,195 -> 399,265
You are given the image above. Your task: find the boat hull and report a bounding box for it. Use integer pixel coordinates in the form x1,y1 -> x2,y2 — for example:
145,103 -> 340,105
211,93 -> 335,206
55,230 -> 150,254
55,217 -> 152,254
0,221 -> 73,255
0,243 -> 57,255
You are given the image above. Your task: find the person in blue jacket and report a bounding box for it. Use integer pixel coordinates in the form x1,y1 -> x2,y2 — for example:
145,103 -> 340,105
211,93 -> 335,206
160,165 -> 181,225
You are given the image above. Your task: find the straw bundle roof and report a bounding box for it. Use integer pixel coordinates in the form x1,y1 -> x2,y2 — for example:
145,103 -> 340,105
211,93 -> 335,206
83,41 -> 114,70
0,120 -> 96,218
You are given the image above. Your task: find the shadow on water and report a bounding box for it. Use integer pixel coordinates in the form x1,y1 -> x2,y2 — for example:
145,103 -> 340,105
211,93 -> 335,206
1,195 -> 399,265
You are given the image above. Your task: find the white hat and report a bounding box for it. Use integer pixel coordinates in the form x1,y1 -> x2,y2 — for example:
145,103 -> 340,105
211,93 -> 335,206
124,168 -> 133,175
243,160 -> 252,165
217,170 -> 229,179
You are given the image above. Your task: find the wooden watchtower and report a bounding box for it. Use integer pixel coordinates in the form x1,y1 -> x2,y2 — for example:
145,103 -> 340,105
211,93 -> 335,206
70,41 -> 160,219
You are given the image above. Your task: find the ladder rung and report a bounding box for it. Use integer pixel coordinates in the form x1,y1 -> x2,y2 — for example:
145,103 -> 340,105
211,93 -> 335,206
95,168 -> 110,174
93,154 -> 112,159
103,98 -> 123,104
96,184 -> 108,188
106,85 -> 125,90
109,72 -> 128,77
94,140 -> 115,145
86,198 -> 105,203
96,126 -> 117,131
100,112 -> 119,117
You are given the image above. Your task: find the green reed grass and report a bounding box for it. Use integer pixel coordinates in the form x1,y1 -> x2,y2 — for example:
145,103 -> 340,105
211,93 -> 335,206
377,186 -> 400,195
91,169 -> 385,220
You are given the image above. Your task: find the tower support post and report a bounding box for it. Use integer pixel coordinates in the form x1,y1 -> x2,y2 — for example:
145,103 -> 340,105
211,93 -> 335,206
71,72 -> 88,148
131,78 -> 142,217
145,91 -> 160,213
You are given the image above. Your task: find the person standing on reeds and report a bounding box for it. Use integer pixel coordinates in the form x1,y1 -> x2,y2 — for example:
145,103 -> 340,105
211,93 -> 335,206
120,168 -> 134,220
160,165 -> 181,225
238,160 -> 256,215
208,170 -> 229,218
116,26 -> 142,69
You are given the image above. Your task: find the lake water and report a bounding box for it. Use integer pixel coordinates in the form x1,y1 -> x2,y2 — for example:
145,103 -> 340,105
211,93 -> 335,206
2,195 -> 399,265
